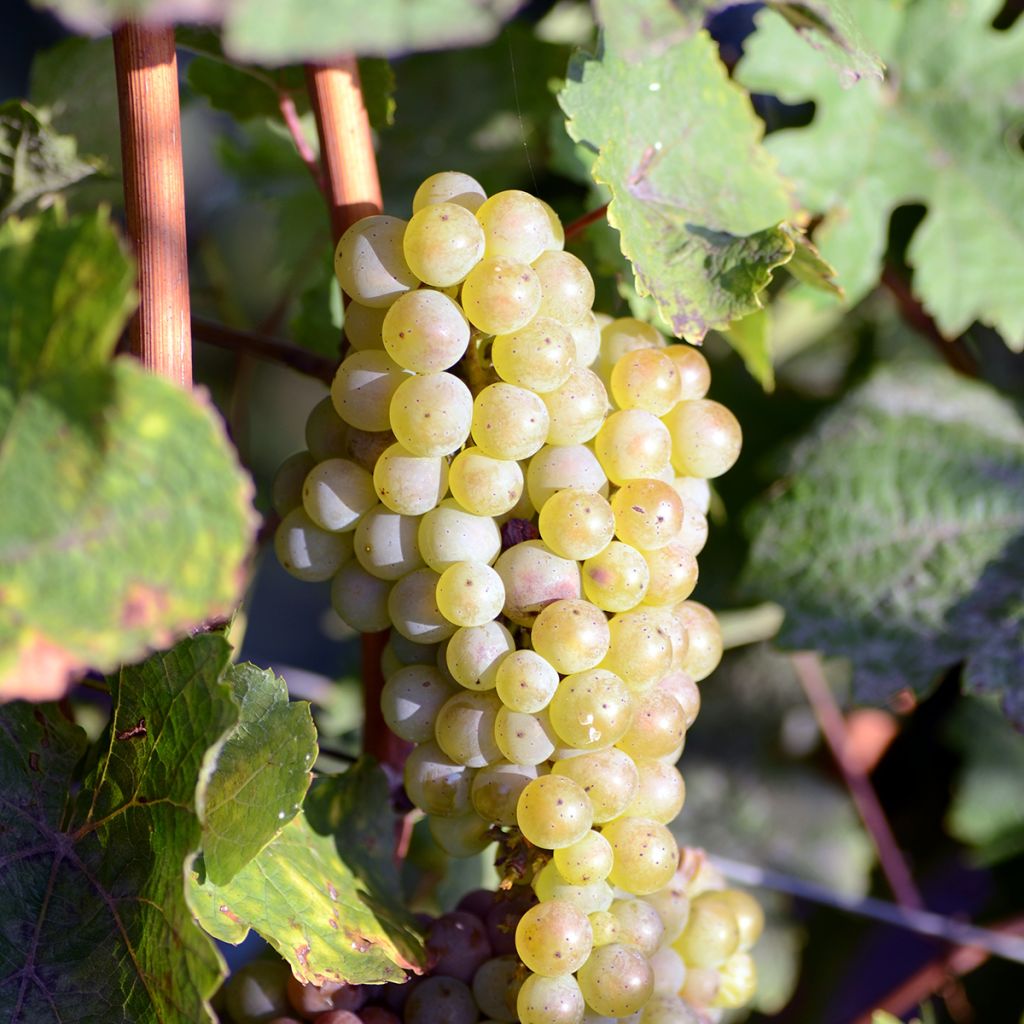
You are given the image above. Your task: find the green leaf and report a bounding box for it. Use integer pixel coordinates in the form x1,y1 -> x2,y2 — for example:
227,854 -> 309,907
186,55 -> 307,122
0,210 -> 256,701
190,759 -> 424,985
0,633 -> 237,1022
744,363 -> 1024,709
560,22 -> 803,343
0,101 -> 99,217
723,309 -> 774,391
736,1 -> 1024,349
200,663 -> 318,886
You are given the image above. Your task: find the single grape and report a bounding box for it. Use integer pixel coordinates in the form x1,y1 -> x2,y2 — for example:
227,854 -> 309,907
672,601 -> 723,681
609,899 -> 665,957
610,349 -> 681,416
333,215 -> 418,307
517,973 -> 586,1024
305,395 -> 349,462
494,649 -> 559,713
647,947 -> 687,998
418,499 -> 502,573
471,382 -> 550,461
223,960 -> 291,1023
287,976 -> 366,1016
552,748 -> 639,824
538,489 -> 616,562
435,560 -> 505,627
526,445 -> 608,510
435,689 -> 503,767
665,344 -> 711,400
516,899 -> 594,977
622,758 -> 686,823
673,890 -> 742,969
271,451 -> 316,517
403,975 -> 478,1024
713,889 -> 764,950
588,910 -> 619,947
663,399 -> 742,478
403,741 -> 475,817
656,671 -> 701,729
576,943 -> 654,1018
429,814 -> 494,858
491,317 -> 576,393
554,830 -> 614,885
388,567 -> 456,644
444,620 -> 515,689
582,542 -> 650,613
390,372 -> 473,457
461,257 -> 542,335
380,665 -> 456,743
403,203 -> 486,287
493,541 -> 581,626
542,368 -> 610,445
301,458 -> 376,533
382,289 -> 471,372
531,599 -> 610,675
425,911 -> 493,982
532,861 -> 614,914
471,955 -> 522,1023
533,250 -> 595,325
342,301 -> 387,351
330,562 -> 392,633
597,317 -> 664,379
644,873 -> 690,943
595,409 -> 673,484
275,508 -> 353,582
516,775 -> 594,850
476,189 -> 557,263
548,669 -> 634,751
679,966 -> 720,1007
642,542 -> 699,606
602,610 -> 674,692
616,688 -> 687,760
712,951 -> 757,1009
610,478 -> 684,551
568,312 -> 601,367
471,760 -> 539,826
493,705 -> 559,766
331,350 -> 408,432
602,817 -> 679,895
448,448 -> 524,517
354,505 -> 424,580
413,171 -> 487,213
373,443 -> 449,516
639,993 -> 698,1024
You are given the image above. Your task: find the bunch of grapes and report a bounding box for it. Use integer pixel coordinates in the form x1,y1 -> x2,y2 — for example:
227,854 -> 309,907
271,171 -> 759,1022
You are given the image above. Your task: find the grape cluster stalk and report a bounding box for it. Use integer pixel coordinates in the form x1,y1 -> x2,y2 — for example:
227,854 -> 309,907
269,172 -> 761,1023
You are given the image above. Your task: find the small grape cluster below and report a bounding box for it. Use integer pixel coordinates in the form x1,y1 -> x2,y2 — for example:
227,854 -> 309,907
272,171 -> 756,1023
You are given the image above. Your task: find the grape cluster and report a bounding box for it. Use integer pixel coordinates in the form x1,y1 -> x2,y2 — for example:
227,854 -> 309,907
272,171 -> 757,1021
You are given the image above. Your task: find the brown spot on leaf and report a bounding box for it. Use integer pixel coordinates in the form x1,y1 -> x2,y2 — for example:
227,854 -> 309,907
116,718 -> 147,741
218,905 -> 241,923
295,944 -> 311,968
121,583 -> 169,629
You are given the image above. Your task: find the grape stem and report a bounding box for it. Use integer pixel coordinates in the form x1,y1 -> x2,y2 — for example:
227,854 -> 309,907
191,317 -> 336,383
564,202 -> 609,241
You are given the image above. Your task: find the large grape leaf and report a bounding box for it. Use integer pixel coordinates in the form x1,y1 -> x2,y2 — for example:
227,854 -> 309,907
200,663 -> 317,885
737,0 -> 1024,349
744,363 -> 1024,716
0,633 -> 237,1023
0,209 -> 256,702
190,759 -> 424,985
560,14 -> 834,344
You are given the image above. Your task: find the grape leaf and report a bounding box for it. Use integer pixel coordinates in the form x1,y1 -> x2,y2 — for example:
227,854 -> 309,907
190,759 -> 424,985
0,102 -> 99,218
736,0 -> 1024,349
744,363 -> 1024,713
0,209 -> 256,701
0,633 -> 237,1023
200,663 -> 317,886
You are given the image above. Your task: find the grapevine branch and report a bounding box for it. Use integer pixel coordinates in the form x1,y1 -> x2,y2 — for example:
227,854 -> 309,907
113,24 -> 192,386
191,317 -> 336,383
564,202 -> 609,242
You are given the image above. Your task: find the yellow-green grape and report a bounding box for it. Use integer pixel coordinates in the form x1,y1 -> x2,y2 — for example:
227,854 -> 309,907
402,202 -> 486,287
610,478 -> 684,551
542,368 -> 610,445
471,383 -> 550,461
461,257 -> 542,335
388,567 -> 456,644
533,250 -> 596,325
418,499 -> 502,572
712,951 -> 757,1009
435,560 -> 506,627
582,541 -> 650,613
331,350 -> 408,432
644,870 -> 691,943
610,349 -> 681,416
334,214 -> 418,307
494,541 -> 581,626
589,910 -> 619,947
595,409 -> 673,484
539,198 -> 566,250
271,452 -> 316,519
648,948 -> 687,998
672,601 -> 723,681
714,890 -> 764,951
473,956 -> 524,1022
531,599 -> 610,675
643,543 -> 699,606
403,740 -> 475,817
477,189 -> 558,263
342,301 -> 387,351
640,994 -> 696,1023
576,943 -> 654,1018
412,170 -> 487,213
275,508 -> 353,582
602,817 -> 679,895
598,317 -> 664,378
517,973 -> 586,1024
390,372 -> 473,457
445,620 -> 515,689
568,311 -> 601,368
663,399 -> 742,478
494,706 -> 558,766
672,474 -> 711,516
429,811 -> 492,858
602,610 -> 674,691
301,458 -> 376,533
381,289 -> 471,372
616,688 -> 688,760
338,424 -> 394,473
552,747 -> 639,823
373,443 -> 448,516
494,649 -> 559,713
657,671 -> 700,728
516,775 -> 594,849
665,345 -> 711,400
679,966 -> 720,1007
471,760 -> 539,826
639,607 -> 689,673
304,395 -> 348,461
448,447 -> 524,517
554,830 -> 614,885
329,562 -> 391,632
668,500 -> 709,558
548,669 -> 634,751
526,444 -> 609,510
353,505 -> 424,580
491,317 -> 576,393
609,899 -> 665,957
538,489 -> 616,561
622,758 -> 686,824
533,861 -> 614,914
434,690 -> 502,767
380,664 -> 455,743
673,891 -> 742,969
516,900 -> 594,977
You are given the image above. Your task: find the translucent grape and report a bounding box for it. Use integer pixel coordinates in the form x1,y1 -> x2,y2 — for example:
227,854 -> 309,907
471,382 -> 550,461
494,540 -> 581,626
548,668 -> 634,751
271,451 -> 315,517
657,671 -> 701,729
445,621 -> 515,689
568,311 -> 601,367
429,812 -> 492,858
623,758 -> 686,823
333,215 -> 418,307
331,350 -> 408,432
597,317 -> 664,378
300,458 -> 376,533
381,289 -> 470,372
516,900 -> 593,976
714,890 -> 764,951
330,562 -> 392,632
712,951 -> 757,1009
678,966 -> 720,1007
532,861 -> 614,914
531,599 -> 610,674
582,541 -> 650,613
353,505 -> 423,580
494,649 -> 559,713
644,871 -> 690,943
642,543 -> 699,606
372,443 -> 448,516
403,740 -> 474,817
471,761 -> 539,826
526,445 -> 608,510
390,372 -> 473,457
672,601 -> 723,681
602,610 -> 673,692
494,706 -> 558,766
648,948 -> 687,998
461,257 -> 542,335
342,301 -> 387,351
516,775 -> 594,849
542,368 -> 610,445
673,892 -> 741,968
436,688 -> 503,767
472,956 -> 523,1022
554,830 -> 614,885
403,203 -> 486,287
616,689 -> 687,760
517,973 -> 586,1024
380,665 -> 456,743
595,409 -> 673,484
610,349 -> 680,416
388,567 -> 456,644
419,500 -> 502,572
533,250 -> 595,325
539,198 -> 566,250
552,747 -> 639,823
603,817 -> 679,895
576,943 -> 654,1018
672,474 -> 711,516
641,994 -> 697,1023
588,910 -> 619,947
665,345 -> 711,400
412,171 -> 487,213
491,317 -> 575,393
404,976 -> 478,1024
304,395 -> 348,461
223,960 -> 292,1023
609,899 -> 665,957
663,399 -> 742,478
448,448 -> 524,517
538,489 -> 615,561
476,189 -> 556,263
435,560 -> 505,627
610,478 -> 684,551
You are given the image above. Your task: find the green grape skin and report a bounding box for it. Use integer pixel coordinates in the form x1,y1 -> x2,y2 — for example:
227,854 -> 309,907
526,444 -> 609,510
435,560 -> 505,627
679,965 -> 720,1008
461,257 -> 542,335
610,478 -> 684,552
663,399 -> 742,479
553,830 -> 614,885
471,760 -> 539,827
597,317 -> 664,379
609,899 -> 665,957
533,861 -> 614,914
616,688 -> 687,761
657,670 -> 701,729
538,489 -> 616,562
491,317 -> 576,394
331,350 -> 408,432
381,288 -> 471,372
412,170 -> 487,213
665,345 -> 711,400
713,889 -> 764,951
648,947 -> 687,997
588,910 -> 619,947
434,690 -> 502,767
602,817 -> 679,896
388,567 -> 456,645
372,443 -> 448,517
275,507 -> 353,583
428,811 -> 493,858
516,973 -> 586,1024
530,599 -> 611,675
515,899 -> 594,977
582,542 -> 650,613
551,747 -> 639,824
493,541 -> 581,627
642,543 -> 699,607
342,300 -> 387,351
448,448 -> 524,517
380,664 -> 455,744
576,943 -> 654,1018
594,409 -> 673,485
601,610 -> 674,692
302,458 -> 376,532
333,214 -> 418,308
494,705 -> 559,766
444,620 -> 515,689
471,955 -> 523,1023
672,601 -> 723,681
712,951 -> 757,1009
643,873 -> 690,944
402,202 -> 486,287
418,499 -> 502,573
533,250 -> 595,326
271,451 -> 316,517
610,349 -> 681,416
672,891 -> 741,969
542,368 -> 610,446
621,758 -> 686,824
471,382 -> 550,461
390,372 -> 473,458
569,312 -> 601,368
494,649 -> 559,713
304,395 -> 348,462
516,775 -> 594,850
403,740 -> 475,817
476,189 -> 558,263
548,669 -> 634,751
330,561 -> 392,632
353,505 -> 424,580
